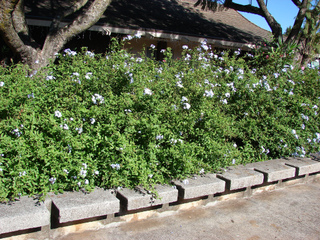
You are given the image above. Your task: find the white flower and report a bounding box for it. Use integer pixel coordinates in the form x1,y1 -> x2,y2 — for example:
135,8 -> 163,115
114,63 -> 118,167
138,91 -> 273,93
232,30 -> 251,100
204,89 -> 214,98
76,127 -> 83,134
94,170 -> 99,175
233,143 -> 237,148
28,93 -> 34,98
85,72 -> 92,79
182,179 -> 189,185
172,138 -> 182,144
313,105 -> 318,109
124,109 -> 132,114
182,45 -> 188,50
183,102 -> 191,110
54,110 -> 62,118
225,92 -> 230,98
63,169 -> 69,174
201,43 -> 209,51
19,171 -> 26,177
287,80 -> 295,85
143,88 -> 153,95
232,159 -> 236,164
156,134 -> 164,140
184,54 -> 191,61
273,73 -> 280,78
80,168 -> 87,177
301,114 -> 309,121
60,124 -> 69,130
199,168 -> 205,174
150,44 -> 156,49
90,118 -> 96,124
0,81 -> 4,87
111,163 -> 120,170
77,182 -> 81,187
92,93 -> 104,104
301,124 -> 305,130
86,51 -> 95,58
181,96 -> 188,102
12,128 -> 22,137
160,49 -> 166,53
234,49 -> 241,55
134,33 -> 142,38
176,81 -> 184,88
221,99 -> 228,104
84,179 -> 89,185
49,177 -> 56,184
291,129 -> 296,135
64,48 -> 77,56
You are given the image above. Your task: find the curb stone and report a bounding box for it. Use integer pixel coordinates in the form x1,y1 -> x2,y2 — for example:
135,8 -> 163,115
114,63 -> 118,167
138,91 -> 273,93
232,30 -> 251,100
49,188 -> 119,224
1,157 -> 320,239
172,174 -> 225,199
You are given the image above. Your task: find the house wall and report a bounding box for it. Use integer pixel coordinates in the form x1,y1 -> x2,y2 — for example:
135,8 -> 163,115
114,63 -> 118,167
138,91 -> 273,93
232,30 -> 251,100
124,37 -> 205,60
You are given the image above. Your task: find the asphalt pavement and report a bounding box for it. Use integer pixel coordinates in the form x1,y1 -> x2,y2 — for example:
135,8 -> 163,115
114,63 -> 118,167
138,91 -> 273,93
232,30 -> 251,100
57,178 -> 320,240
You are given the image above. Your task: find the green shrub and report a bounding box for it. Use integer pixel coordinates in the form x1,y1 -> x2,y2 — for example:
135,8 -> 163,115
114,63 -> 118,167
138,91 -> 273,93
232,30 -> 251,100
0,39 -> 319,202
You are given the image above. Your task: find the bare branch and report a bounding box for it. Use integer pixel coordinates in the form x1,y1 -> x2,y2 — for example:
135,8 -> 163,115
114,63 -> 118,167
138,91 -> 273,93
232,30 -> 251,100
256,0 -> 282,40
12,0 -> 29,35
42,0 -> 112,60
0,0 -> 26,52
61,0 -> 89,19
285,0 -> 308,44
50,0 -> 89,32
224,0 -> 264,16
291,0 -> 303,7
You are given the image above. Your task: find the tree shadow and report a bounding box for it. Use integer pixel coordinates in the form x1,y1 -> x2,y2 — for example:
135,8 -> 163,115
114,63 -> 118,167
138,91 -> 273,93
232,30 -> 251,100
25,0 -> 269,44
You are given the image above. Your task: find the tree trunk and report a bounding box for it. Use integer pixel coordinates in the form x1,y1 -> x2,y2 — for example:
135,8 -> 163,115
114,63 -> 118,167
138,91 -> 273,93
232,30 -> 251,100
0,0 -> 112,71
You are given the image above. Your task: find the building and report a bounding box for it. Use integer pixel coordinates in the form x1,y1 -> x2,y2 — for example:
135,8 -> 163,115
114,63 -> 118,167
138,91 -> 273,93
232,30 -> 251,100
25,0 -> 272,58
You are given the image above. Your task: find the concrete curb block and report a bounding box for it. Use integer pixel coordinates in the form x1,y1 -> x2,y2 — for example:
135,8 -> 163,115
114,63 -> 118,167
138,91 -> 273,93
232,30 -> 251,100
172,174 -> 225,199
217,166 -> 264,190
1,157 -> 320,238
49,189 -> 119,224
117,185 -> 178,211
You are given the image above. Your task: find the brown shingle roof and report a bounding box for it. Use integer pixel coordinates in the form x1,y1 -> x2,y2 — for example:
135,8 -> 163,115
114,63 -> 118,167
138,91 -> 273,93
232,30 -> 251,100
25,0 -> 272,44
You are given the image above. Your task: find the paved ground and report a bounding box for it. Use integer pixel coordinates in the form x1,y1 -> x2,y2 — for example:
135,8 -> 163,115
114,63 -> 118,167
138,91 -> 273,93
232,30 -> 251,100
58,179 -> 320,240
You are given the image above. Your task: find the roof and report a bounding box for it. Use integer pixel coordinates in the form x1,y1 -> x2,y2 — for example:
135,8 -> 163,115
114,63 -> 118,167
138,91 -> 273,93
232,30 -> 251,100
25,0 -> 272,44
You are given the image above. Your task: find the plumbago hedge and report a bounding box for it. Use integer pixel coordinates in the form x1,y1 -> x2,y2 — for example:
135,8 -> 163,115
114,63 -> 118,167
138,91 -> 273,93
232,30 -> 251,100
0,38 -> 319,201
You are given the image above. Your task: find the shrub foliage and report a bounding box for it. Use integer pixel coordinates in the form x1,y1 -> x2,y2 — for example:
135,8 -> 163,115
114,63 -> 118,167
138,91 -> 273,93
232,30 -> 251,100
0,39 -> 319,201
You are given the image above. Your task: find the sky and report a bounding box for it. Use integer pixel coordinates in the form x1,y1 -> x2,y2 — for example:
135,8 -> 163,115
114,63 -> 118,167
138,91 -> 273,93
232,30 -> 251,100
234,0 -> 300,33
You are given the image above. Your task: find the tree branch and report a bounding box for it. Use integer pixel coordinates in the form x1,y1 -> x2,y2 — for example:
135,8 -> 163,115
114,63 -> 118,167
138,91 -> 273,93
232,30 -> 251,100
49,0 -> 89,33
0,0 -> 34,58
291,0 -> 303,7
12,0 -> 29,35
42,0 -> 112,61
285,0 -> 308,44
224,0 -> 264,17
256,0 -> 282,40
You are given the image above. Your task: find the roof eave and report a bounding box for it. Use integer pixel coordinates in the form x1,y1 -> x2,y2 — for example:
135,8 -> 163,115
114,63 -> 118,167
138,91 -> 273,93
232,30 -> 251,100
26,17 -> 256,51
